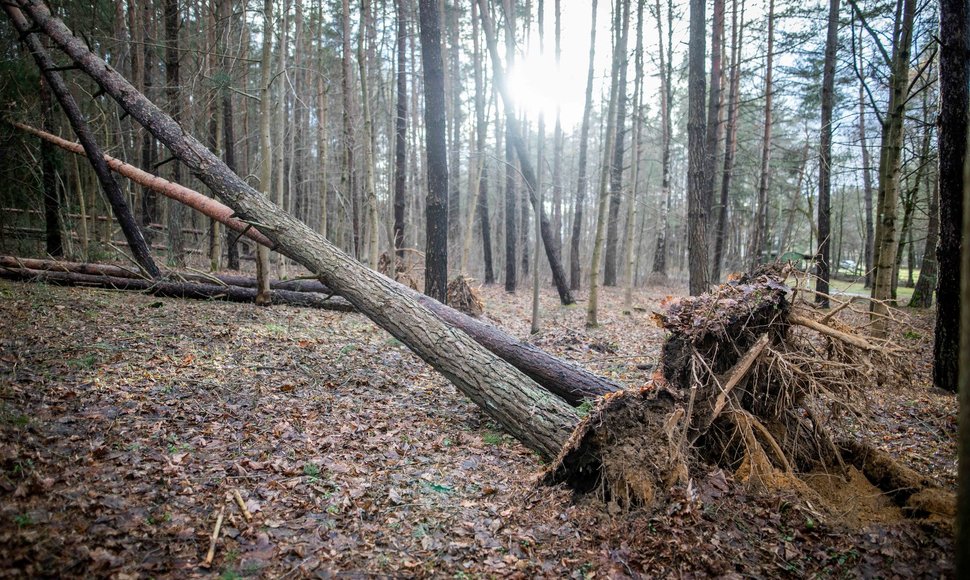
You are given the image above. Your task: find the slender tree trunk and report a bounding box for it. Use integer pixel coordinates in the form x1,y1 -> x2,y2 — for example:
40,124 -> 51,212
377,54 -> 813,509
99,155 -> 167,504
604,0 -> 631,287
39,78 -> 63,257
20,0 -> 579,458
871,0 -> 916,336
4,4 -> 159,278
140,0 -> 158,246
569,0 -> 598,291
815,0 -> 840,307
531,0 -> 546,335
704,0 -> 725,221
341,0 -> 358,259
419,0 -> 449,302
255,0 -> 274,305
472,0 -> 495,283
164,0 -> 185,267
587,0 -> 624,326
859,84 -> 875,288
393,0 -> 408,274
910,176 -> 939,307
447,1 -> 463,256
551,0 -> 563,254
686,0 -> 710,294
623,0 -> 645,313
934,0 -> 968,392
651,0 -> 674,278
359,0 -> 380,270
747,0 -> 774,272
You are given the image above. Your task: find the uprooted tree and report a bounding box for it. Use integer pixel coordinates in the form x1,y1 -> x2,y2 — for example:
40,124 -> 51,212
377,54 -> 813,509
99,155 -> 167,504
5,0 -> 953,516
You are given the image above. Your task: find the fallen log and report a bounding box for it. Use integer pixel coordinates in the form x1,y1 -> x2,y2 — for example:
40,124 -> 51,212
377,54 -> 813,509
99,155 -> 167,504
0,255 -> 620,404
0,266 -> 356,312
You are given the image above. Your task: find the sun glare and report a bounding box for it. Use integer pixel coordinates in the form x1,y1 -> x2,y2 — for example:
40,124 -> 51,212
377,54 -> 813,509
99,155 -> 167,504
506,53 -> 586,129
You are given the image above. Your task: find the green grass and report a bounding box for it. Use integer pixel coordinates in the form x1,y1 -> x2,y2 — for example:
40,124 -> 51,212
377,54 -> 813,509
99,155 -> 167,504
807,268 -> 921,305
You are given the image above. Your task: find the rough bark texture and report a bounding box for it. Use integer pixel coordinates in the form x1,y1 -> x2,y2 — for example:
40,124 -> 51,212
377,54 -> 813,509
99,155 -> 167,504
604,0 -> 630,288
748,0 -> 774,272
4,5 -> 159,278
20,0 -> 578,457
39,77 -> 63,257
713,0 -> 744,282
815,0 -> 839,307
419,0 -> 449,303
164,0 -> 185,267
393,0 -> 408,271
686,0 -> 710,295
651,0 -> 674,278
909,177 -> 938,307
934,0 -> 968,392
871,0 -> 915,336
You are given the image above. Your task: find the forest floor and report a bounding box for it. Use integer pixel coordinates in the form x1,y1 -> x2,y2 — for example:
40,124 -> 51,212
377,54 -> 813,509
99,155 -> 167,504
0,274 -> 957,578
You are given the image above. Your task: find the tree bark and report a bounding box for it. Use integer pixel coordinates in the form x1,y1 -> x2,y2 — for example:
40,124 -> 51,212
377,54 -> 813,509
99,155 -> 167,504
39,77 -> 63,257
712,0 -> 744,282
910,176 -> 938,307
569,0 -> 598,291
870,0 -> 915,336
19,0 -> 579,458
4,4 -> 159,278
815,0 -> 840,307
704,0 -> 725,222
748,0 -> 774,272
255,0 -> 274,306
651,0 -> 675,279
622,0 -> 645,313
419,0 -> 450,302
935,0 -> 968,392
604,0 -> 631,288
164,0 -> 185,268
686,0 -> 710,295
393,0 -> 408,273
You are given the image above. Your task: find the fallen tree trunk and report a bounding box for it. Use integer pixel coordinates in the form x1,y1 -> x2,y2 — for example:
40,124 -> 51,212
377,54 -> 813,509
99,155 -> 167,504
9,122 -> 274,250
0,266 -> 356,311
19,0 -> 578,458
0,254 -> 619,403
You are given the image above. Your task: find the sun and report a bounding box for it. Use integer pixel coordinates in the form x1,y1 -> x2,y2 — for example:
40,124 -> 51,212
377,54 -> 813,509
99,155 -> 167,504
505,51 -> 586,129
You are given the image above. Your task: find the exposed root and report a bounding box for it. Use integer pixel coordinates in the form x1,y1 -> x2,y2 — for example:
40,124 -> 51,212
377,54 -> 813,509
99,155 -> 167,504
548,265 -> 943,523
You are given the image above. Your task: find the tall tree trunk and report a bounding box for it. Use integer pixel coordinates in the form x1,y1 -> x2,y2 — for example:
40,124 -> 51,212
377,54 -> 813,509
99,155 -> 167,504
359,0 -> 379,270
140,0 -> 158,246
859,83 -> 875,288
255,0 -> 273,306
531,0 -> 546,335
604,0 -> 631,287
4,4 -> 159,278
934,0 -> 968,392
910,175 -> 938,307
569,0 -> 598,291
447,1 -> 463,256
19,0 -> 579,459
712,0 -> 744,281
39,77 -> 63,257
815,0 -> 840,307
704,0 -> 725,222
747,0 -> 774,272
341,0 -> 358,259
315,0 -> 329,238
472,0 -> 495,283
419,0 -> 449,302
478,0 -> 575,304
870,0 -> 915,336
164,0 -> 185,267
551,0 -> 563,254
651,0 -> 674,278
622,0 -> 645,313
686,0 -> 710,294
587,0 -> 624,327
393,0 -> 408,274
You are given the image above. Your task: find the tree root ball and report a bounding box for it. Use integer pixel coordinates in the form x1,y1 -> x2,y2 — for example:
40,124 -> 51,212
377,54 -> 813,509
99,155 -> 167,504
543,387 -> 689,509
